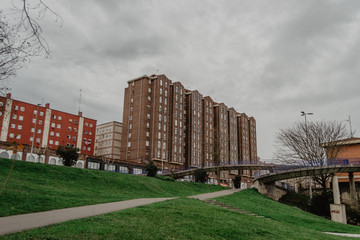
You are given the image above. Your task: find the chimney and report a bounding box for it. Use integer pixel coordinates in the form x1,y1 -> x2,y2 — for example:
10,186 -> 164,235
6,93 -> 11,99
78,111 -> 82,117
45,103 -> 50,109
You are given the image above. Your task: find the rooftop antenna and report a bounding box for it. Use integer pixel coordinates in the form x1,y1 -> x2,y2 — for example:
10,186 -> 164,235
78,89 -> 82,113
345,115 -> 353,137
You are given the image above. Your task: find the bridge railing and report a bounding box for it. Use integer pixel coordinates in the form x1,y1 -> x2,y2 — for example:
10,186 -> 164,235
161,160 -> 272,175
254,158 -> 360,179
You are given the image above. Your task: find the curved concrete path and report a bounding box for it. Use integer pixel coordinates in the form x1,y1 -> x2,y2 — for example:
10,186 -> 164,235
0,197 -> 175,236
188,188 -> 241,200
0,189 -> 241,236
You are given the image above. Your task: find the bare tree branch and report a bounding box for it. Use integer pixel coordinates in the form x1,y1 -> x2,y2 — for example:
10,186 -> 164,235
274,120 -> 348,189
0,0 -> 62,81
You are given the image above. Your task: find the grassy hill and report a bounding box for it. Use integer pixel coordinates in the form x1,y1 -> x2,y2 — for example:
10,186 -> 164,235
0,158 -> 223,217
3,191 -> 360,239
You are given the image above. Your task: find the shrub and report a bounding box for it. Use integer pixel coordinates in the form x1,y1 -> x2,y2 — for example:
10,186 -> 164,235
193,169 -> 208,183
56,146 -> 79,166
233,175 -> 241,189
309,190 -> 333,217
144,161 -> 158,177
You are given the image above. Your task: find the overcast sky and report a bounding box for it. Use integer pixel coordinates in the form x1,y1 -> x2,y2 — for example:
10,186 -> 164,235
2,0 -> 360,161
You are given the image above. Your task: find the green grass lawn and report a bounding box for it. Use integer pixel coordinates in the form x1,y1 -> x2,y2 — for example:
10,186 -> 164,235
0,158 -> 224,217
214,188 -> 360,234
1,197 -> 353,240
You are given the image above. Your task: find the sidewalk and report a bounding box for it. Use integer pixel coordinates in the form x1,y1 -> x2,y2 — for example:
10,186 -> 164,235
0,189 -> 241,236
0,197 -> 175,236
188,188 -> 241,200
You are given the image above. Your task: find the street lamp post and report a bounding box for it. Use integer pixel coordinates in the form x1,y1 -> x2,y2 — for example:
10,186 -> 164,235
301,111 -> 313,199
30,104 -> 41,159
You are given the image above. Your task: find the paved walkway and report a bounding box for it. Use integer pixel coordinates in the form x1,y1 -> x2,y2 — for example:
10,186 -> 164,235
188,188 -> 241,200
0,189 -> 241,236
324,232 -> 360,238
0,197 -> 175,236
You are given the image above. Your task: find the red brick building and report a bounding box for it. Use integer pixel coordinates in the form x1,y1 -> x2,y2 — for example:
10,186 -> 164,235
0,94 -> 96,158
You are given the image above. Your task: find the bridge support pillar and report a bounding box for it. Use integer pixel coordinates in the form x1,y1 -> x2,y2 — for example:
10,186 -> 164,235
348,172 -> 359,209
254,180 -> 287,201
331,174 -> 347,224
332,174 -> 341,205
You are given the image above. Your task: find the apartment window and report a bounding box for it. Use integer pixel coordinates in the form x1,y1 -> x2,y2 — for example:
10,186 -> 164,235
33,110 -> 37,115
146,122 -> 150,128
67,135 -> 71,139
84,130 -> 87,134
36,138 -> 41,143
129,124 -> 132,130
14,105 -> 19,110
128,133 -> 131,138
56,132 -> 60,137
159,114 -> 162,121
50,132 -> 54,136
52,114 -> 56,119
19,116 -> 23,121
148,88 -> 151,93
164,99 -> 167,105
39,120 -> 43,125
85,123 -> 88,127
37,129 -> 41,134
73,128 -> 77,132
75,120 -> 78,124
130,98 -> 134,103
16,135 -> 21,139
68,127 -> 72,131
87,147 -> 91,151
49,140 -> 54,144
20,106 -> 25,111
56,124 -> 61,128
147,114 -> 150,119
147,105 -> 151,110
146,131 -> 150,137
175,120 -> 177,126
159,96 -> 162,103
148,79 -> 152,84
131,81 -> 134,86
157,141 -> 161,149
160,88 -> 162,95
148,96 -> 151,101
55,141 -> 59,145
159,106 -> 162,112
9,133 -> 14,138
128,142 -> 131,147
11,124 -> 15,128
163,124 -> 166,131
30,136 -> 34,141
69,119 -> 72,123
90,123 -> 93,128
164,108 -> 167,114
33,119 -> 36,123
58,116 -> 62,120
165,90 -> 167,97
12,114 -> 17,120
160,79 -> 163,86
158,123 -> 161,130
165,82 -> 167,88
146,140 -> 149,146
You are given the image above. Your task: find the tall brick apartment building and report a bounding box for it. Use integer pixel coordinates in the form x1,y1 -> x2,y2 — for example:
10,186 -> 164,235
121,74 -> 257,184
0,94 -> 96,160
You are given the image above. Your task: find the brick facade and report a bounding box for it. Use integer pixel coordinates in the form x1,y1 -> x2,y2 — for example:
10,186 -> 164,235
0,94 -> 96,156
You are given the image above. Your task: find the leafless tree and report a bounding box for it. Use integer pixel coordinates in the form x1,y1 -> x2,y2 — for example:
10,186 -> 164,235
32,145 -> 48,162
102,156 -> 115,171
275,121 -> 349,189
0,0 -> 61,81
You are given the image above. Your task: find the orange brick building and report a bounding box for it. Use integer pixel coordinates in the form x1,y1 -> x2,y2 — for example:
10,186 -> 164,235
330,138 -> 360,182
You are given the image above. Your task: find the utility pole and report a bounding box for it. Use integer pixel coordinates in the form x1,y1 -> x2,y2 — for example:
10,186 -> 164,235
301,111 -> 314,199
345,115 -> 353,137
